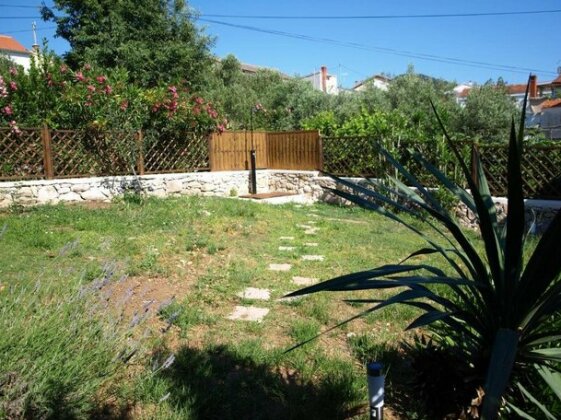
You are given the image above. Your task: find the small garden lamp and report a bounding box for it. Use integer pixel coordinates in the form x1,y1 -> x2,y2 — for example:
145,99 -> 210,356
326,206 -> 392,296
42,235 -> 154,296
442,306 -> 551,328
367,361 -> 384,419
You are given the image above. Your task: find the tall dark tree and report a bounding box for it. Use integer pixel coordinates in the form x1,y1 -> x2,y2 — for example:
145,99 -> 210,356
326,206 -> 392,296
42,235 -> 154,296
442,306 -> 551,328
41,0 -> 213,87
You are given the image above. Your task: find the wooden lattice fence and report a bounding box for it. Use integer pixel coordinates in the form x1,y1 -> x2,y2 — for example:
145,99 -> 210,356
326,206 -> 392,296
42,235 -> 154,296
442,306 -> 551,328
479,143 -> 561,199
0,128 -> 45,180
0,126 -> 210,181
322,136 -> 561,199
322,136 -> 471,186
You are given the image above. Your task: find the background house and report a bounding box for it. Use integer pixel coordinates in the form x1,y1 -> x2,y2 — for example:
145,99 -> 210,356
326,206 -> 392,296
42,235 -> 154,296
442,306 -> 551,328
0,35 -> 33,71
302,66 -> 339,95
352,74 -> 390,92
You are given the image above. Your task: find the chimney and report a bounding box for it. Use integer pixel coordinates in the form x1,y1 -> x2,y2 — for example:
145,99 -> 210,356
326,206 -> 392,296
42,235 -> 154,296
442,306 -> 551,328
321,66 -> 327,93
529,74 -> 538,98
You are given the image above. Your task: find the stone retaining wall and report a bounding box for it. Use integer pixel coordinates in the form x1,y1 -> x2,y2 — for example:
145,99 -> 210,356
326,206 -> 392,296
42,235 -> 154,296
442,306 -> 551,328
456,198 -> 560,233
0,171 -> 269,208
1,170 -> 559,233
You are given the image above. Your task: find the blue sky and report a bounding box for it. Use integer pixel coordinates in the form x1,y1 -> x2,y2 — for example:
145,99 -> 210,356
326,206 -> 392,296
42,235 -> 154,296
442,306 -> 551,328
2,0 -> 560,88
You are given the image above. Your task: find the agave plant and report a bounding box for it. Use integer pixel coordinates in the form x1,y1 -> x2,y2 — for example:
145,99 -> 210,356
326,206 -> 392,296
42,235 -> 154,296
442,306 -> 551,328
286,82 -> 561,418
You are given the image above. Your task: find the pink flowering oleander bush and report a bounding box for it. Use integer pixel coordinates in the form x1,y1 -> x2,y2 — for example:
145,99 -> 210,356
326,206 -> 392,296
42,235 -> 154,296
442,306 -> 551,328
0,51 -> 224,136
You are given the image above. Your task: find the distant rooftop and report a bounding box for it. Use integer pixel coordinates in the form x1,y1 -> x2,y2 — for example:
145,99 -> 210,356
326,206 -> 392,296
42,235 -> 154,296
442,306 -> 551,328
240,62 -> 290,79
0,35 -> 29,54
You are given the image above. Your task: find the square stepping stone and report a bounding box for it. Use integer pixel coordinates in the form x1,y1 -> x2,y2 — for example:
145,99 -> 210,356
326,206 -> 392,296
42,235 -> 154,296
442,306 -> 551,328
304,242 -> 318,247
227,306 -> 269,322
279,236 -> 294,241
296,224 -> 313,229
302,255 -> 324,261
237,287 -> 271,301
278,246 -> 295,251
307,221 -> 317,225
292,276 -> 318,286
269,263 -> 292,271
304,229 -> 318,235
277,291 -> 303,303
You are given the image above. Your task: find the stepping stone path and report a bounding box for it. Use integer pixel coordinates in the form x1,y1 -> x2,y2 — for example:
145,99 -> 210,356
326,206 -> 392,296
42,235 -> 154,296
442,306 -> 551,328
269,263 -> 292,271
278,246 -> 295,251
227,211 -> 330,323
237,287 -> 271,301
302,255 -> 325,261
227,306 -> 269,322
292,276 -> 318,286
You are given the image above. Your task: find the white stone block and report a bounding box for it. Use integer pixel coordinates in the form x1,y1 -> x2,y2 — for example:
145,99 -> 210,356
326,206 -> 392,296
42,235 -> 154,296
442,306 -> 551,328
37,186 -> 58,203
237,287 -> 271,300
59,192 -> 82,202
302,255 -> 324,261
268,263 -> 292,272
166,180 -> 183,193
81,188 -> 108,201
227,306 -> 269,322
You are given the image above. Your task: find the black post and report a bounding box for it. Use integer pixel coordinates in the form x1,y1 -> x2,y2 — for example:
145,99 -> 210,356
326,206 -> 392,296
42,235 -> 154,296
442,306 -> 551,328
250,108 -> 257,194
250,149 -> 257,194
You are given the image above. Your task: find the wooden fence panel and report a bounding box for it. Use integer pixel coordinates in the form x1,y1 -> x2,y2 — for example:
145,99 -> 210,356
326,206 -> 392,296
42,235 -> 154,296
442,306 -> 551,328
267,130 -> 321,170
0,128 -> 44,180
209,131 -> 268,171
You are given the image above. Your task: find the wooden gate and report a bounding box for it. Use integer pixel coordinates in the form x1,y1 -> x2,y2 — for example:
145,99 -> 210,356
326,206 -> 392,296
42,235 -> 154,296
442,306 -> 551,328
209,130 -> 321,171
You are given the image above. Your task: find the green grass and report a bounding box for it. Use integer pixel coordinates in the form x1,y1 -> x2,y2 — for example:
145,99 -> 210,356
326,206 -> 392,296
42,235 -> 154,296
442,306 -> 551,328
0,196 -> 449,418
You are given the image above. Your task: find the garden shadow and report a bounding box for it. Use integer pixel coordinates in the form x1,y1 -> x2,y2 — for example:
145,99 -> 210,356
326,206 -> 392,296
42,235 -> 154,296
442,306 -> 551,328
156,344 -> 367,420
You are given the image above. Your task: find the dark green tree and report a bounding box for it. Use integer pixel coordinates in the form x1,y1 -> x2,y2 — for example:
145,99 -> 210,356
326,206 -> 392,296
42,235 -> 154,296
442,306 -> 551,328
41,0 -> 213,88
460,82 -> 520,142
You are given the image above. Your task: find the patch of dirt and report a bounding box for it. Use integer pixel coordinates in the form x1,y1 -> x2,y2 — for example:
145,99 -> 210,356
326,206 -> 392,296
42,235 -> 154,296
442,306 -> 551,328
105,275 -> 188,317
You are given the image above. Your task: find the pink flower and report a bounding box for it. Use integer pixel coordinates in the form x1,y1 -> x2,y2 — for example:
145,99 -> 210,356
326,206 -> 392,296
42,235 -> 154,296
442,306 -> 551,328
2,105 -> 13,116
9,67 -> 17,76
9,120 -> 22,136
75,71 -> 85,82
96,75 -> 107,84
87,84 -> 96,93
84,101 -> 92,107
104,85 -> 113,95
193,106 -> 201,116
83,64 -> 92,71
217,124 -> 225,133
120,100 -> 129,111
60,64 -> 68,74
194,96 -> 204,105
0,76 -> 7,98
151,103 -> 161,113
9,81 -> 17,91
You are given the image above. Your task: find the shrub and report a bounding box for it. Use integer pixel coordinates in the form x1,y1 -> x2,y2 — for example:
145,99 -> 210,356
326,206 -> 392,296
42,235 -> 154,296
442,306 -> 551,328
0,258 -> 145,418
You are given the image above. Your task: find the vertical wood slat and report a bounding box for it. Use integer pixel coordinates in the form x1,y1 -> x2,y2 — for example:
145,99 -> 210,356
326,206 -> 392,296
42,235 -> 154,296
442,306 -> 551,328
41,124 -> 54,179
136,130 -> 145,175
317,132 -> 324,171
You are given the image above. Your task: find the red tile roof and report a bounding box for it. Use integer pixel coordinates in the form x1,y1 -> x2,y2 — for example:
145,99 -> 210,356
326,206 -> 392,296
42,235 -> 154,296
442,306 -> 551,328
542,98 -> 561,109
505,84 -> 527,94
551,74 -> 561,85
0,35 -> 29,54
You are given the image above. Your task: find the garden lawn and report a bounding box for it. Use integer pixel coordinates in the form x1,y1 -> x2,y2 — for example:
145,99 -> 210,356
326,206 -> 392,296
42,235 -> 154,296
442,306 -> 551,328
0,196 -> 447,419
